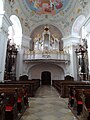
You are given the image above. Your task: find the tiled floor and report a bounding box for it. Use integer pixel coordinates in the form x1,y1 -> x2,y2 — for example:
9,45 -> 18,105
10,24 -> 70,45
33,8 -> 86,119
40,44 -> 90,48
20,86 -> 77,120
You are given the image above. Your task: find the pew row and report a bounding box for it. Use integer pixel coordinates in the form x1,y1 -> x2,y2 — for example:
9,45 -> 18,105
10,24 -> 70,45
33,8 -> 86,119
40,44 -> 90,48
4,79 -> 40,97
68,86 -> 90,120
52,80 -> 90,98
0,79 -> 40,120
0,87 -> 29,120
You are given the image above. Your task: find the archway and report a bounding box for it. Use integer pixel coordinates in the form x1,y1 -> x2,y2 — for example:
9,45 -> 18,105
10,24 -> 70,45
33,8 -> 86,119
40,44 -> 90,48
5,15 -> 22,80
41,71 -> 51,85
9,15 -> 22,48
30,24 -> 63,51
28,63 -> 65,80
71,15 -> 85,36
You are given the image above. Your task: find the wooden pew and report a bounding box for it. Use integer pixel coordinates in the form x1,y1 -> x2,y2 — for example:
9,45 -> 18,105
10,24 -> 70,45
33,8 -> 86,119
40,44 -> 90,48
52,80 -> 76,97
0,88 -> 18,120
5,79 -> 40,97
0,79 -> 40,119
52,80 -> 64,94
0,93 -> 5,120
68,85 -> 90,108
52,80 -> 90,98
0,79 -> 40,120
68,87 -> 90,120
82,91 -> 90,120
0,86 -> 28,120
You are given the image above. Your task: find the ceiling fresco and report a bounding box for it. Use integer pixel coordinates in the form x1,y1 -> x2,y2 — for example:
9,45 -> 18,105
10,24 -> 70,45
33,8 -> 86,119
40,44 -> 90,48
23,0 -> 70,15
21,0 -> 76,20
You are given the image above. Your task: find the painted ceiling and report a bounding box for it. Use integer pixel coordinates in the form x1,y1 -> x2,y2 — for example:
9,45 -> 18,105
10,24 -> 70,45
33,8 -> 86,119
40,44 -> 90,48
23,0 -> 70,15
19,0 -> 76,21
16,0 -> 89,36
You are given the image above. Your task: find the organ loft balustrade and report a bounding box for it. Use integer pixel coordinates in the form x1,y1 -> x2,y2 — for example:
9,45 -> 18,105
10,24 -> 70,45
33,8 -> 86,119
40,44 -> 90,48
23,50 -> 70,62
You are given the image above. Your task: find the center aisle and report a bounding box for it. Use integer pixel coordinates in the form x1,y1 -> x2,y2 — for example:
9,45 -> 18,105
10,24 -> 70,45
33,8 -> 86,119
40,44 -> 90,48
20,86 -> 77,120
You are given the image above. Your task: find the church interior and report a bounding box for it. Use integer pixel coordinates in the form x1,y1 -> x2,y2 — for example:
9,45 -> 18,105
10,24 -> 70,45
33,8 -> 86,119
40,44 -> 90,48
0,0 -> 90,120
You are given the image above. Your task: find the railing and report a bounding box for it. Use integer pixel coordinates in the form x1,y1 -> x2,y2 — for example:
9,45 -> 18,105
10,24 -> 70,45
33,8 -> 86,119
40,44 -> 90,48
23,50 -> 70,61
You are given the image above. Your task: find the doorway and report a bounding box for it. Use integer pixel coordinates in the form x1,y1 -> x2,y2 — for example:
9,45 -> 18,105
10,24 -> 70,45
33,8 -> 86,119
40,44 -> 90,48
41,71 -> 51,85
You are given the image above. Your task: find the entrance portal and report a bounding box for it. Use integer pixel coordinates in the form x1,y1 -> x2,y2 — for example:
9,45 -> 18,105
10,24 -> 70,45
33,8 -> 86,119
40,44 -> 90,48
41,71 -> 51,85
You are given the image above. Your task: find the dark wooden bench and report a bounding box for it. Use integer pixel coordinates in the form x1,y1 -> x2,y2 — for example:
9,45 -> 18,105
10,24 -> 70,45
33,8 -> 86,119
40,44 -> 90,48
52,80 -> 76,97
52,80 -> 90,98
60,81 -> 90,98
0,79 -> 40,120
5,79 -> 40,97
68,87 -> 90,120
0,88 -> 19,120
0,86 -> 28,120
0,92 -> 6,120
52,80 -> 73,96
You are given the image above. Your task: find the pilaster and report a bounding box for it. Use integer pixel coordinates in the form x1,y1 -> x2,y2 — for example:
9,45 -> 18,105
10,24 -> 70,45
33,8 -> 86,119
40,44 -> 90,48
0,12 -> 12,82
62,35 -> 81,80
16,35 -> 31,79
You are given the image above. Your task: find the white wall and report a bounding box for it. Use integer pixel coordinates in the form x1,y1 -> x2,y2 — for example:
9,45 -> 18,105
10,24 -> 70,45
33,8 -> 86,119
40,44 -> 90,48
28,63 -> 64,80
62,35 -> 80,80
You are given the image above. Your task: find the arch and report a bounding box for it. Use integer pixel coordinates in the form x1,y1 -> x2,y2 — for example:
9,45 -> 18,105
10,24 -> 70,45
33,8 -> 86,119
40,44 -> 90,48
9,15 -> 22,48
71,15 -> 86,36
27,63 -> 65,80
30,24 -> 63,51
8,15 -> 22,80
27,63 -> 65,73
83,15 -> 90,32
29,23 -> 64,41
30,24 -> 63,39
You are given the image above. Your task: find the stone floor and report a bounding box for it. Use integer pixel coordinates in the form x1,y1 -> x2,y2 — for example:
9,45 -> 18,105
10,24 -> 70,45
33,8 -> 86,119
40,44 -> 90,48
20,86 -> 77,120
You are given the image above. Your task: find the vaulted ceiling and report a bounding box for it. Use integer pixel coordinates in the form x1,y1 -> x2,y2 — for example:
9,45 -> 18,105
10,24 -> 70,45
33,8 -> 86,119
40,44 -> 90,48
30,24 -> 62,40
19,0 -> 76,22
6,0 -> 90,37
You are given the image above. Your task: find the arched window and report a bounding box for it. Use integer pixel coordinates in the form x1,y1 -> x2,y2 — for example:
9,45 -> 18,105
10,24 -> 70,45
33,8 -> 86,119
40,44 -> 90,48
8,15 -> 22,49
